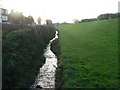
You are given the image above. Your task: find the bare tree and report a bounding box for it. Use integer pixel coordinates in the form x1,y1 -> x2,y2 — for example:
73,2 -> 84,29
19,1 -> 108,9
73,19 -> 80,24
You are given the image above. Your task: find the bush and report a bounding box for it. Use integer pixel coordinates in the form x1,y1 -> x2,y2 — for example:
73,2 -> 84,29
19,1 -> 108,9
2,24 -> 57,89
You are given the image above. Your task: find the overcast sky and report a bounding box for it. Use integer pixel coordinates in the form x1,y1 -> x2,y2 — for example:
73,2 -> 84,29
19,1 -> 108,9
0,0 -> 119,23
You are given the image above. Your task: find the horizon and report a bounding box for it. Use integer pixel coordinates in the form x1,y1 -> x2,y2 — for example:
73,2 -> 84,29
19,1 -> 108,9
0,0 -> 119,23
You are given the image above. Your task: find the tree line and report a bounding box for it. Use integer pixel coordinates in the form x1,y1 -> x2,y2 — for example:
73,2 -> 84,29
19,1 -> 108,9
8,10 -> 52,25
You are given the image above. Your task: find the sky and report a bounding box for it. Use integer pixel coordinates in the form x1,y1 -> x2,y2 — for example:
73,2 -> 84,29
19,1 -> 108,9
0,0 -> 119,23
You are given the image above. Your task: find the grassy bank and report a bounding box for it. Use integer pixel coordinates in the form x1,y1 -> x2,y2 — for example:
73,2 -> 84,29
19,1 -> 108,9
2,24 -> 57,89
51,30 -> 62,89
58,19 -> 118,88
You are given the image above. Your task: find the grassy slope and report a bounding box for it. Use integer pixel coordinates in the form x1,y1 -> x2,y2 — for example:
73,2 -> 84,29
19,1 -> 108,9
58,19 -> 118,88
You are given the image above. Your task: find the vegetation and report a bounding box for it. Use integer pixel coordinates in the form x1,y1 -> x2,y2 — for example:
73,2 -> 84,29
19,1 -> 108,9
8,10 -> 38,25
50,30 -> 62,89
57,19 -> 119,88
2,24 -> 57,89
37,17 -> 42,25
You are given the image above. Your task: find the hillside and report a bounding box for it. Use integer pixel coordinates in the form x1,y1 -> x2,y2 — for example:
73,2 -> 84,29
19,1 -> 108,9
57,19 -> 118,88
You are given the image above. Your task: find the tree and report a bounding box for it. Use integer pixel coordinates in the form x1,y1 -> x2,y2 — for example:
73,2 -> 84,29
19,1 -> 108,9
8,10 -> 36,26
8,10 -> 25,24
37,17 -> 41,25
73,19 -> 80,24
46,19 -> 52,25
27,15 -> 34,25
22,17 -> 30,25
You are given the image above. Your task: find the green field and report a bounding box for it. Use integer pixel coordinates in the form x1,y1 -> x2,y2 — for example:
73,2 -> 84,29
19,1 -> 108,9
58,19 -> 118,88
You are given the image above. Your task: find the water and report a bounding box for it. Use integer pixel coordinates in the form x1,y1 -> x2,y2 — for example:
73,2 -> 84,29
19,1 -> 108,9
32,31 -> 58,88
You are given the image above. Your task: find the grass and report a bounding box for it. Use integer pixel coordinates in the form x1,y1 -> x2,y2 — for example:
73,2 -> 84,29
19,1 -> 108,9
57,19 -> 118,88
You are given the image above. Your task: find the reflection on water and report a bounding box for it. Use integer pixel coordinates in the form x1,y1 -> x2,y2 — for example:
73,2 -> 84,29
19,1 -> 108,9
32,31 -> 58,88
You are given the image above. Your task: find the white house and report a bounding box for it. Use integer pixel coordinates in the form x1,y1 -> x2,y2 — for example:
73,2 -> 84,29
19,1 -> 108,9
0,4 -> 8,23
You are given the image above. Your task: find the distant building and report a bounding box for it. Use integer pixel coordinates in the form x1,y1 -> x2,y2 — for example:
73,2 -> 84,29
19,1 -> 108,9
81,18 -> 97,23
97,13 -> 119,20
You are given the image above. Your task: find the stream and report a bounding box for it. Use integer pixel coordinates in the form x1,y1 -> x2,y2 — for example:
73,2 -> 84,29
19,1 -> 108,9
32,31 -> 58,88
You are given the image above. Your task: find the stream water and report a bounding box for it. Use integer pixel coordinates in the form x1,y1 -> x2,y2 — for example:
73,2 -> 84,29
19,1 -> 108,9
32,31 -> 58,88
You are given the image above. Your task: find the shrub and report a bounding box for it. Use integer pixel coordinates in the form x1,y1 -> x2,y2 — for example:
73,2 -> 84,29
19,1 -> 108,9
2,24 -> 57,89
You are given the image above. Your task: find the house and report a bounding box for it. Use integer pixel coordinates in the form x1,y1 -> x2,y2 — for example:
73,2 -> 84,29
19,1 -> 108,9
0,4 -> 9,24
